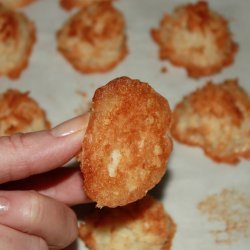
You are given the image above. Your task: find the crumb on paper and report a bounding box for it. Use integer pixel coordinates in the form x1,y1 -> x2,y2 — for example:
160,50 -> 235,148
197,189 -> 250,244
74,89 -> 91,115
76,89 -> 88,98
161,66 -> 168,73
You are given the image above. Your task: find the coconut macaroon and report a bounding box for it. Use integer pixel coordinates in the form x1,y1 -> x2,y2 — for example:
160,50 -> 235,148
171,79 -> 250,164
0,0 -> 35,9
151,1 -> 238,78
57,2 -> 127,74
79,195 -> 176,250
60,0 -> 112,10
0,89 -> 50,136
81,77 -> 172,208
0,5 -> 36,79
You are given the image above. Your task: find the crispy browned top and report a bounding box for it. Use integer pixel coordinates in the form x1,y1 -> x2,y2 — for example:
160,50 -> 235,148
68,2 -> 124,43
177,2 -> 232,49
190,80 -> 249,126
0,8 -> 19,42
185,2 -> 218,30
160,1 -> 234,49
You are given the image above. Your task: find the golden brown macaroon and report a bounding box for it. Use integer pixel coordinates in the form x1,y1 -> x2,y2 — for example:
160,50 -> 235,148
79,195 -> 176,250
57,2 -> 127,74
0,5 -> 36,79
151,1 -> 238,78
0,0 -> 35,9
60,0 -> 112,10
81,77 -> 172,208
0,89 -> 50,136
171,79 -> 250,164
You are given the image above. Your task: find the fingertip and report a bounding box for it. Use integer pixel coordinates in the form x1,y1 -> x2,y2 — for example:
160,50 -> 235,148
51,113 -> 90,137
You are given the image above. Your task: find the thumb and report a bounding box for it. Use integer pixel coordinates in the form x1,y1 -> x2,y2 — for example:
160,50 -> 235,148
0,114 -> 89,184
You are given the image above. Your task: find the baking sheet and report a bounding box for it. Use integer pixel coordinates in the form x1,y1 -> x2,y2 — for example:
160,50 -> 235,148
0,0 -> 250,249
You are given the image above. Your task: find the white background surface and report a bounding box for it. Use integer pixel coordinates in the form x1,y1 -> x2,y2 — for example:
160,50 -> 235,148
0,0 -> 249,249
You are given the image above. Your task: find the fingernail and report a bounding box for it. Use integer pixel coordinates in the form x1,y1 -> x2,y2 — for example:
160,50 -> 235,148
51,113 -> 90,137
0,197 -> 9,214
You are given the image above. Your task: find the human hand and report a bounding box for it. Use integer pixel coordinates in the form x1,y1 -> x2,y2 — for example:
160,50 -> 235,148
0,114 -> 89,250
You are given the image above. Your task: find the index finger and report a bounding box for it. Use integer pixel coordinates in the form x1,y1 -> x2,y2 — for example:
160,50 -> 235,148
0,114 -> 89,184
0,167 -> 90,206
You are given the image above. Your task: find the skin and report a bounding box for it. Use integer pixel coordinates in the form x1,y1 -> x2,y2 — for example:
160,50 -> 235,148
0,114 -> 90,249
